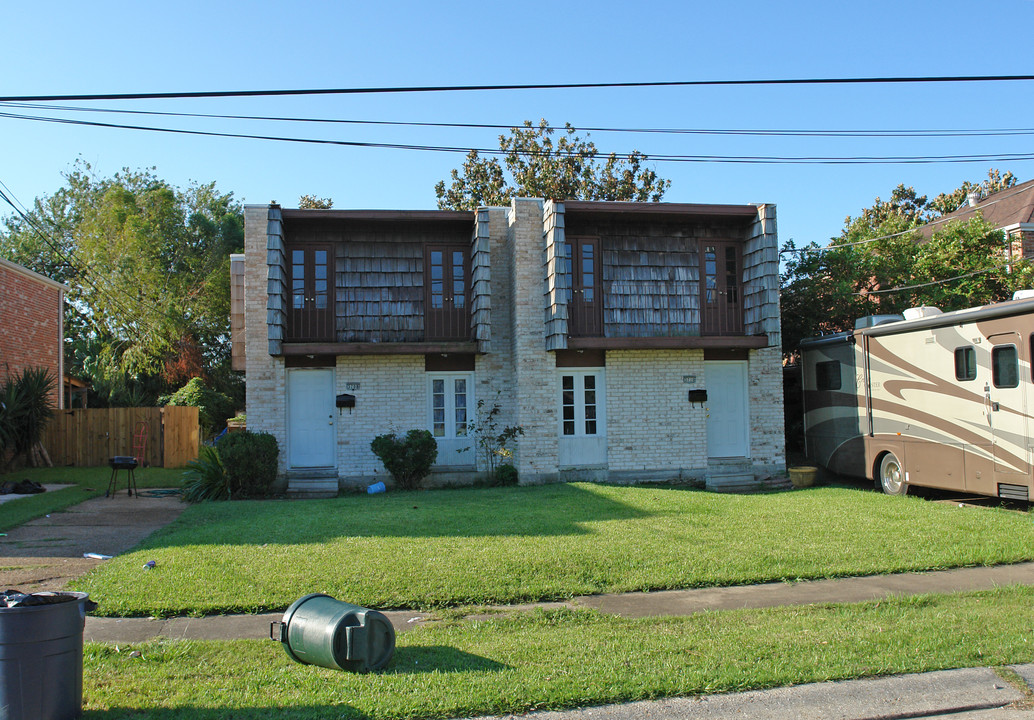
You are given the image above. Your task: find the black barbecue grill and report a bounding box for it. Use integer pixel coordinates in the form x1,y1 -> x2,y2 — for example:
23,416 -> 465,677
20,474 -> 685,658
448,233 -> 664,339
107,456 -> 139,497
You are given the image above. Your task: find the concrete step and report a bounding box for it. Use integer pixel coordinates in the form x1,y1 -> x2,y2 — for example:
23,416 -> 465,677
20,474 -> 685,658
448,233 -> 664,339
285,468 -> 339,499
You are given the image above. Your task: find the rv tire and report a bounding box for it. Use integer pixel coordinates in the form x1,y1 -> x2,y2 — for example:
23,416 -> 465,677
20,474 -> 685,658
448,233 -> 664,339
877,452 -> 907,495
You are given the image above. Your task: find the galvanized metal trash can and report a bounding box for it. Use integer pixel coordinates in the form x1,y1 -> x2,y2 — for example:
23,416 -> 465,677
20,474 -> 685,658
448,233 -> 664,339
0,591 -> 90,720
272,594 -> 395,672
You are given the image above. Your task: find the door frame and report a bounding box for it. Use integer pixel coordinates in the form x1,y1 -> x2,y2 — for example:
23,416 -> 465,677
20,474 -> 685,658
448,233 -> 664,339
287,367 -> 336,468
705,360 -> 750,458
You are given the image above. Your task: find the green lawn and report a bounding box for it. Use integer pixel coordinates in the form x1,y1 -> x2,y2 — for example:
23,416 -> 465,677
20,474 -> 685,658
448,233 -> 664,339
73,482 -> 1034,617
82,587 -> 1034,719
0,466 -> 186,532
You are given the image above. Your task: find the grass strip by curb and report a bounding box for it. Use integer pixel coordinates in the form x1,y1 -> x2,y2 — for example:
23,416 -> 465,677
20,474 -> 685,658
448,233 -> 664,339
83,586 -> 1034,720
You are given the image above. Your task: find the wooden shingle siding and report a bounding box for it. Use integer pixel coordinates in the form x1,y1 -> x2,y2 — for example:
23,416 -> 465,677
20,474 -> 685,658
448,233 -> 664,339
742,204 -> 780,346
599,228 -> 701,338
471,209 -> 492,352
543,200 -> 569,350
281,219 -> 472,344
265,206 -> 287,355
336,241 -> 424,342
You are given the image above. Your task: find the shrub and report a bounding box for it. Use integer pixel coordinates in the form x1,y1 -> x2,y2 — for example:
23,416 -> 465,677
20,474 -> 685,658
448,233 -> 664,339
370,429 -> 438,490
0,367 -> 56,469
163,377 -> 234,435
218,431 -> 279,498
182,446 -> 230,502
492,463 -> 519,487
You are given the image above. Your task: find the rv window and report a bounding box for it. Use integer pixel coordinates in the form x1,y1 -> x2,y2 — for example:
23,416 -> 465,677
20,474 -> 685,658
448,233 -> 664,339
992,345 -> 1019,388
954,347 -> 977,381
815,361 -> 841,391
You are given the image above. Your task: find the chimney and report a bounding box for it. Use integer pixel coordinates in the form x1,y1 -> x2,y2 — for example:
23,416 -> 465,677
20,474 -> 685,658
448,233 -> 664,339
967,191 -> 981,207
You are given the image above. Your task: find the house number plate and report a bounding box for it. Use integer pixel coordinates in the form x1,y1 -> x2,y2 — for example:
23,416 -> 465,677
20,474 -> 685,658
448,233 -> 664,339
345,382 -> 360,391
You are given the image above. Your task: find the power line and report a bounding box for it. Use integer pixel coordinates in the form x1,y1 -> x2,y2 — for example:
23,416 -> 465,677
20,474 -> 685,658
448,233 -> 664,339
780,183 -> 1034,254
2,73 -> 1034,102
4,109 -> 1034,166
0,179 -> 166,348
851,267 -> 998,296
5,101 -> 1034,139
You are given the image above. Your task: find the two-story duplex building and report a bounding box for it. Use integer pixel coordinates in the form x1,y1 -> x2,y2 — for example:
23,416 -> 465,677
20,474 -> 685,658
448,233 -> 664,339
235,198 -> 784,496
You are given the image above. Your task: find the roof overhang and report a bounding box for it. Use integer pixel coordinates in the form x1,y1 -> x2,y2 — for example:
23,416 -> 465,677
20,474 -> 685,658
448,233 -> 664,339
0,257 -> 69,292
562,201 -> 761,223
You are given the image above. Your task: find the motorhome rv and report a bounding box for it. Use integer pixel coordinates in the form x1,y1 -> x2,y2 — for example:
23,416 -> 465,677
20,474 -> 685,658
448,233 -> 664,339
800,293 -> 1034,500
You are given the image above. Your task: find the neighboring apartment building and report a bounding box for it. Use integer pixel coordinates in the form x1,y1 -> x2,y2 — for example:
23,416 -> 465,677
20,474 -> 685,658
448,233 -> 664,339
234,198 -> 784,496
0,257 -> 66,409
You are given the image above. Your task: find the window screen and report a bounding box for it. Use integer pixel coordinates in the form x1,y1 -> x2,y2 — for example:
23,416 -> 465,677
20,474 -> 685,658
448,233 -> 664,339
954,347 -> 976,381
992,345 -> 1019,388
815,361 -> 841,391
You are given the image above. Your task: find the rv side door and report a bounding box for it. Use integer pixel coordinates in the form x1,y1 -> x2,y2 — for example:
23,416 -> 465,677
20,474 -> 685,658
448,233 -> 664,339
987,333 -> 1030,486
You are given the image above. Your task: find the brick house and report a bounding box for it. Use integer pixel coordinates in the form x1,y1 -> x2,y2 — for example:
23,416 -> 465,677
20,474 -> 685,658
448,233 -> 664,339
0,258 -> 67,409
917,178 -> 1034,257
233,198 -> 784,496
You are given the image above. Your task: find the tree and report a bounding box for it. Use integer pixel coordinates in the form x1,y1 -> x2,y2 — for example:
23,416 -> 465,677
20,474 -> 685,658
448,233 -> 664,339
298,194 -> 333,209
0,160 -> 244,407
435,120 -> 671,210
780,171 -> 1032,361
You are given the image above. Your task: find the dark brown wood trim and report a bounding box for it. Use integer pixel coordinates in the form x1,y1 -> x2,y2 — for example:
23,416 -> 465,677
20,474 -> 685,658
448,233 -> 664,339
563,201 -> 759,220
565,335 -> 769,351
425,353 -> 476,371
285,355 -> 337,367
704,348 -> 750,361
282,209 -> 471,223
283,341 -> 479,356
555,349 -> 606,367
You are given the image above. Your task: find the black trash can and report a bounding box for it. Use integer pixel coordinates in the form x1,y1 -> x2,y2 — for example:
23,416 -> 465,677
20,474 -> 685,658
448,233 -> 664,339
0,591 -> 90,720
272,593 -> 395,672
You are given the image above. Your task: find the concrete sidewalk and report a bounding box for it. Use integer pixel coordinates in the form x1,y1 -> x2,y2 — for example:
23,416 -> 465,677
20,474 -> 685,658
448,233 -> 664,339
464,666 -> 1034,719
84,560 -> 1034,642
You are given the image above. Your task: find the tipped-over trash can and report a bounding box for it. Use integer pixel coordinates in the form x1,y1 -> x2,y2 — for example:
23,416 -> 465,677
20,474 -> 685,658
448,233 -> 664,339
0,591 -> 91,720
272,593 -> 395,672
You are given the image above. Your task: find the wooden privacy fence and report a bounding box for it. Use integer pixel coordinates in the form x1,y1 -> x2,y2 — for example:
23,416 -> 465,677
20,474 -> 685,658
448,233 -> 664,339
43,407 -> 201,468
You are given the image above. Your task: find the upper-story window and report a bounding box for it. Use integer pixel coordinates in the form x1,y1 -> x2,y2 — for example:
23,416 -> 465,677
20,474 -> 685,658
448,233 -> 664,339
562,237 -> 602,337
701,241 -> 743,335
425,245 -> 469,341
286,243 -> 333,342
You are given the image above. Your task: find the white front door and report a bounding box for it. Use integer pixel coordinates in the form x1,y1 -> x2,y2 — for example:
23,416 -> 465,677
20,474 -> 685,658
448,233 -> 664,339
558,369 -> 607,467
288,368 -> 336,467
706,361 -> 749,458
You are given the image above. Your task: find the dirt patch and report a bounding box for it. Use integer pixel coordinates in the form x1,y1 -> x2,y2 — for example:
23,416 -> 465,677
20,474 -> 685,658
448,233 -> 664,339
0,491 -> 187,592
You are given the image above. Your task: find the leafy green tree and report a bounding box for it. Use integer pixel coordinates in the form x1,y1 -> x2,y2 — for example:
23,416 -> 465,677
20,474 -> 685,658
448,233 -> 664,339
298,194 -> 333,209
435,120 -> 671,210
781,171 -> 1031,360
0,161 -> 243,407
929,168 -> 1016,217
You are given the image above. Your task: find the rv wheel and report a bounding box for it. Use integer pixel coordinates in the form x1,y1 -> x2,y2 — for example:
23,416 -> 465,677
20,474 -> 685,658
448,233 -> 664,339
878,453 -> 906,495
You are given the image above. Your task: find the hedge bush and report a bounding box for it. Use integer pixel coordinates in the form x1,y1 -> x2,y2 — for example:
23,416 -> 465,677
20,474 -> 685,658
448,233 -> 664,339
370,429 -> 437,490
218,431 -> 279,498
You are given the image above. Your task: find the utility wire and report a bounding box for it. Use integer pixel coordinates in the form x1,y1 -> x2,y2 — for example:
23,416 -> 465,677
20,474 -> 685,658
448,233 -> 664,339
4,101 -> 1034,139
4,109 -> 1034,166
851,267 -> 999,296
2,73 -> 1034,102
0,180 -> 165,347
780,183 -> 1034,254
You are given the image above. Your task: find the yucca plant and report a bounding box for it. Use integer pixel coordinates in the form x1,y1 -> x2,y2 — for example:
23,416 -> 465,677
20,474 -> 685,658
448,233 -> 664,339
0,367 -> 55,469
181,445 -> 230,502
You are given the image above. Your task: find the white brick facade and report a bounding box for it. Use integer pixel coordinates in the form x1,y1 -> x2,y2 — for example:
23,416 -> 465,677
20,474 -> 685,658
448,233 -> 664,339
241,198 -> 786,492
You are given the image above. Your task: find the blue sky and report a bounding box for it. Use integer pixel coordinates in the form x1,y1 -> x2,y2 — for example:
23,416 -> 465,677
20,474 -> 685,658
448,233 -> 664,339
2,0 -> 1033,250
